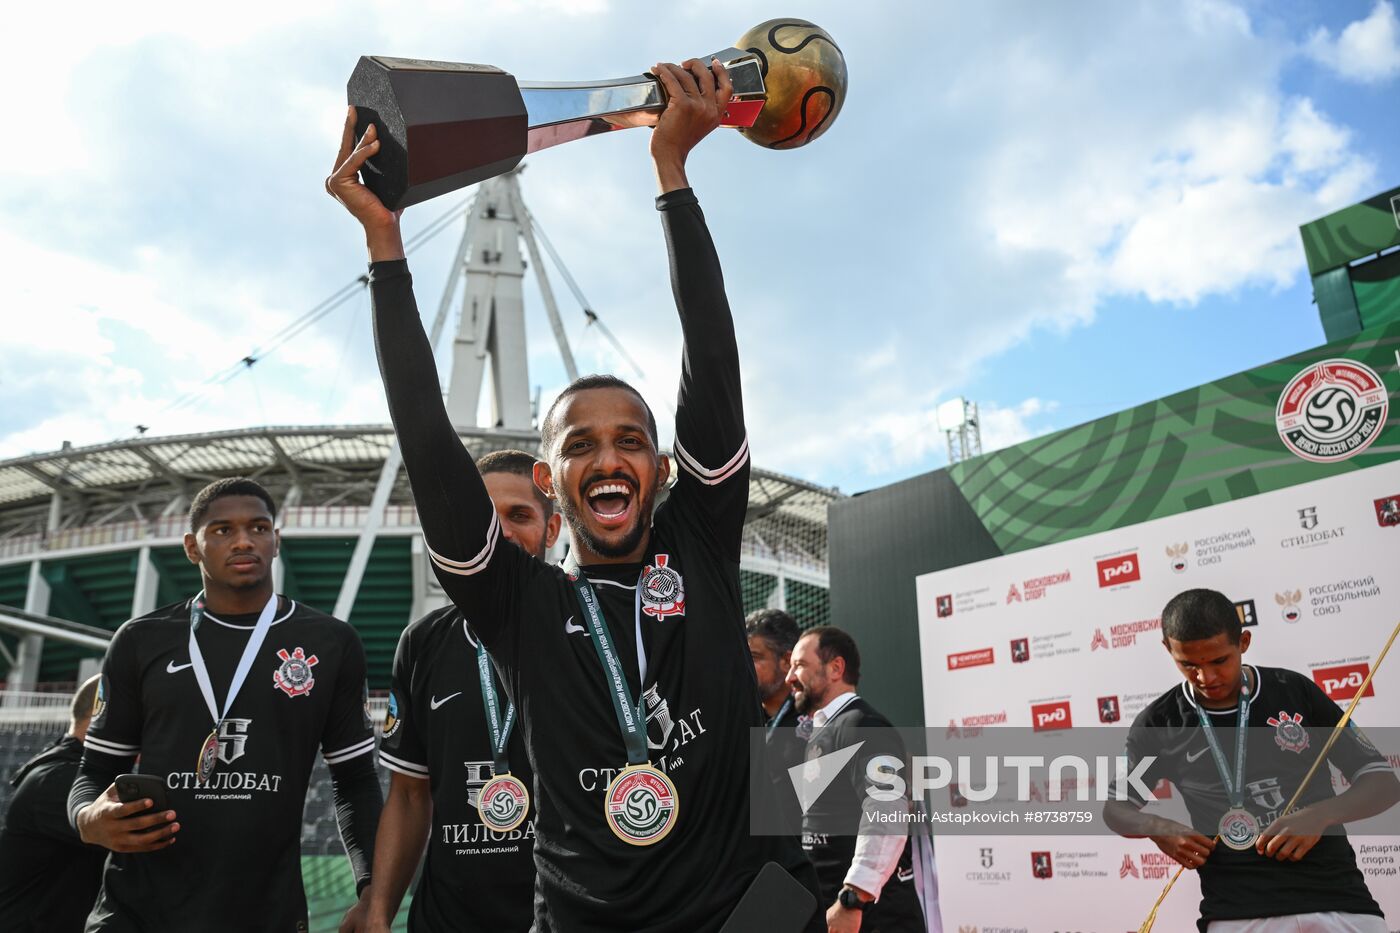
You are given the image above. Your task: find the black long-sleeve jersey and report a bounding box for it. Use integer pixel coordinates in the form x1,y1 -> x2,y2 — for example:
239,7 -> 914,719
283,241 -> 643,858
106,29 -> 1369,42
371,188 -> 822,933
68,597 -> 381,933
380,606 -> 536,932
0,736 -> 107,932
1121,665 -> 1391,931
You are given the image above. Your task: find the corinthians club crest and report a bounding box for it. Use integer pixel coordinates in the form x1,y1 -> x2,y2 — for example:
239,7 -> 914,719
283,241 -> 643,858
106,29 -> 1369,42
273,646 -> 319,697
640,554 -> 685,619
1267,711 -> 1309,753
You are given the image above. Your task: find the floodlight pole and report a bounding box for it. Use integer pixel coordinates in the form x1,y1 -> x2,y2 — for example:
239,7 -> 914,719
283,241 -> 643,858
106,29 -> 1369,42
335,167 -> 584,622
444,166 -> 580,428
943,399 -> 983,465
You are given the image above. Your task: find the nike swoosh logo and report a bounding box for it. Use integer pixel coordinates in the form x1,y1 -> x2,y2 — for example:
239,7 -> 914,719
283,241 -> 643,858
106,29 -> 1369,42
1185,747 -> 1209,763
166,660 -> 193,674
564,616 -> 587,636
430,693 -> 462,710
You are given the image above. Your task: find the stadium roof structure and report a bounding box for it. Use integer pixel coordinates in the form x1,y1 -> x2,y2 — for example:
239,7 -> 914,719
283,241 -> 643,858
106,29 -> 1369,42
0,424 -> 836,574
0,425 -> 840,687
0,170 -> 840,688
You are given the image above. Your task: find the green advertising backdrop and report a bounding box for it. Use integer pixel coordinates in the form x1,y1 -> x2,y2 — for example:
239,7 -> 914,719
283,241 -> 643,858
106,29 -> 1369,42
830,320 -> 1400,727
948,320 -> 1400,554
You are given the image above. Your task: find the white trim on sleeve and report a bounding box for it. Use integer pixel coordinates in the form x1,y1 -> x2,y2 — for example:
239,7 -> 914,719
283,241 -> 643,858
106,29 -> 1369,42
426,511 -> 500,577
379,751 -> 431,779
84,735 -> 139,758
1350,761 -> 1396,781
673,435 -> 749,486
323,736 -> 376,765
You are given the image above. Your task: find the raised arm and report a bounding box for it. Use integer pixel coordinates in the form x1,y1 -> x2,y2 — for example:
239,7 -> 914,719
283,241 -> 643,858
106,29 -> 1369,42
327,108 -> 519,644
650,61 -> 751,553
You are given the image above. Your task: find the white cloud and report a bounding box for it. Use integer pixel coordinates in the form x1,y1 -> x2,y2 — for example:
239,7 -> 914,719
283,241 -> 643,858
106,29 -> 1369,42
0,1 -> 1387,492
977,398 -> 1061,454
1306,1 -> 1400,83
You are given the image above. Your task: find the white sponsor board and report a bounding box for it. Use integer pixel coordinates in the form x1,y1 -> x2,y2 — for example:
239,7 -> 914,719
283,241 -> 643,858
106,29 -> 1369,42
916,460 -> 1400,932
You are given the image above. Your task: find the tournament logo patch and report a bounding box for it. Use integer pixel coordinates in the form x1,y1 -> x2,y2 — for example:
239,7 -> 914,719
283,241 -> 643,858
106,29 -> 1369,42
92,675 -> 109,724
1349,721 -> 1380,754
640,554 -> 685,619
382,692 -> 402,738
1275,359 -> 1388,463
272,647 -> 318,697
1267,711 -> 1309,753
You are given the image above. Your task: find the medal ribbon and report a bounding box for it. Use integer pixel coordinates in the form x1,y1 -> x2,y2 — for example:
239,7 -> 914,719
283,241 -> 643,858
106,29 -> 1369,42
1195,673 -> 1252,809
187,591 -> 278,734
567,569 -> 649,766
474,637 -> 517,775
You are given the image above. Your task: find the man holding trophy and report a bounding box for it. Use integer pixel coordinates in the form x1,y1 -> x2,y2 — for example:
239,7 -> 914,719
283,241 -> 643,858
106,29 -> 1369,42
329,54 -> 824,932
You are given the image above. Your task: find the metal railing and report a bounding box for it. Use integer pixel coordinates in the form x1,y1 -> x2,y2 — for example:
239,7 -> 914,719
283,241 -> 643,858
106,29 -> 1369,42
0,688 -> 75,723
0,506 -> 424,561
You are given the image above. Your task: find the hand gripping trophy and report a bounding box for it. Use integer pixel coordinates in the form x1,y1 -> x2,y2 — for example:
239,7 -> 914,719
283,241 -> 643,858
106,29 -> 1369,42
347,19 -> 849,208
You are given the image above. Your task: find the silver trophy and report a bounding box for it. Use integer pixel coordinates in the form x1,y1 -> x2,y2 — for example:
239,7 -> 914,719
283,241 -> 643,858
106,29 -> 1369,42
347,19 -> 847,209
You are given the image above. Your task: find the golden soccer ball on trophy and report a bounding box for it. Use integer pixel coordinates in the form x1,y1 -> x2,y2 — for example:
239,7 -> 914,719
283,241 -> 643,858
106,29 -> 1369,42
734,19 -> 848,150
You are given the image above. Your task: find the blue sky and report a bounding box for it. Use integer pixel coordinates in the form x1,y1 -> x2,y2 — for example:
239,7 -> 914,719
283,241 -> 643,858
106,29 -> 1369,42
3,0 -> 1398,494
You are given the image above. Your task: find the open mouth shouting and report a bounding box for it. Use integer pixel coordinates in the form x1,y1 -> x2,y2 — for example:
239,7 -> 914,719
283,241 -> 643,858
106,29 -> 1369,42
584,478 -> 636,530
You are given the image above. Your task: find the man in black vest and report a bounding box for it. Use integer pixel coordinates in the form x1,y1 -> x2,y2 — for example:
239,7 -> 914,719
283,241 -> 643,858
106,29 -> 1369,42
787,627 -> 924,933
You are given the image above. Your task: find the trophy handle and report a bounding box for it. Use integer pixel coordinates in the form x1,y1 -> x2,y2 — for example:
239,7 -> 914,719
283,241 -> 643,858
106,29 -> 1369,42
520,48 -> 765,155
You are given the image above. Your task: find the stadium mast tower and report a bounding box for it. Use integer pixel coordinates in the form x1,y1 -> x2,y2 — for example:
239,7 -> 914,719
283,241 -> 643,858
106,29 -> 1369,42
0,170 -> 839,691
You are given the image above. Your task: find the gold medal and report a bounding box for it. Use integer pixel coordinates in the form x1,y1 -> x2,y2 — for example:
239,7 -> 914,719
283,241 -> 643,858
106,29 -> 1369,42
604,763 -> 678,846
196,729 -> 220,786
477,772 -> 531,833
1218,807 -> 1259,851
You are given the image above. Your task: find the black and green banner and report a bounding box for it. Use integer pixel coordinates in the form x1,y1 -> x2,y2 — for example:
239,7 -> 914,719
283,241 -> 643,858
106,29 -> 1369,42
948,320 -> 1400,554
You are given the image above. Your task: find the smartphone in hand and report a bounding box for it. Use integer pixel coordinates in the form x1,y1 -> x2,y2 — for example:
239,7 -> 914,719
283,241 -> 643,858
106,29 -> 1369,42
115,773 -> 171,814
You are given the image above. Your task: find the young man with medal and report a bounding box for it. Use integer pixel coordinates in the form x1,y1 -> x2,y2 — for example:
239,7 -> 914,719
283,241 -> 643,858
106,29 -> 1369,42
1104,588 -> 1400,932
67,478 -> 383,932
329,58 -> 824,933
366,450 -> 560,932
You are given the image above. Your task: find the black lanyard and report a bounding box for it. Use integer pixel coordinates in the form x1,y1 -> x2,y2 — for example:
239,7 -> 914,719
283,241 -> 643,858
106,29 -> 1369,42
1196,674 -> 1253,808
566,565 -> 649,766
474,635 -> 516,775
